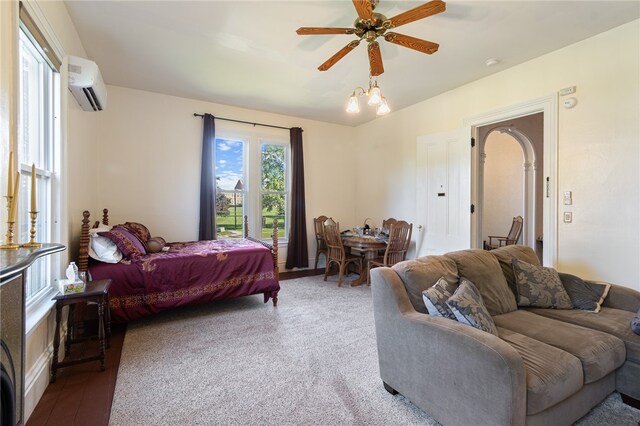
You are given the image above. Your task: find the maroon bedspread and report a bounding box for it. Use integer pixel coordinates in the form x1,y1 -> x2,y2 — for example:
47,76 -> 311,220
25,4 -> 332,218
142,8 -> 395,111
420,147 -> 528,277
89,239 -> 279,323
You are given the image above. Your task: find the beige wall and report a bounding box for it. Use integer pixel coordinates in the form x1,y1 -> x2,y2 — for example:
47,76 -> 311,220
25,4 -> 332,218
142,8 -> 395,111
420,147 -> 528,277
90,85 -> 358,267
355,20 -> 640,290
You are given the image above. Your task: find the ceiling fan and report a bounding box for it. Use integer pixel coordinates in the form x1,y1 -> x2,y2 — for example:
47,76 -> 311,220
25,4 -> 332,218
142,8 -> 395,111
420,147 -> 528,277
296,0 -> 446,77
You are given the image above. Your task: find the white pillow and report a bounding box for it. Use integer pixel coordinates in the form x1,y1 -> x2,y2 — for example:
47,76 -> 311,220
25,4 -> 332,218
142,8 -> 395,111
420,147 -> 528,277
88,225 -> 123,263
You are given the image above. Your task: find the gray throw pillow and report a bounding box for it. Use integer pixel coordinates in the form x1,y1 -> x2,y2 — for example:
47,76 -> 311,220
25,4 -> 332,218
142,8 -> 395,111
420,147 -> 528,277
632,309 -> 640,336
558,273 -> 611,313
422,277 -> 458,320
446,278 -> 498,336
512,258 -> 573,309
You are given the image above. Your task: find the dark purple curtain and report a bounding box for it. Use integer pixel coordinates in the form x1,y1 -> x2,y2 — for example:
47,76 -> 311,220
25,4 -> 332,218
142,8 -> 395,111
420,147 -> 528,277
285,127 -> 308,269
198,114 -> 216,240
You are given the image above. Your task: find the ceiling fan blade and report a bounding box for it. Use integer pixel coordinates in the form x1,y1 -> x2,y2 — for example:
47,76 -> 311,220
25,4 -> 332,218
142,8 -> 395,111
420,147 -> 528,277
352,0 -> 374,22
384,32 -> 439,54
318,40 -> 361,71
386,0 -> 446,29
296,27 -> 355,36
368,41 -> 384,76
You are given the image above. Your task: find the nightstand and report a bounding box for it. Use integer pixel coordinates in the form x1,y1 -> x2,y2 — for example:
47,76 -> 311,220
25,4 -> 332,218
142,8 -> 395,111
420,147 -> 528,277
50,279 -> 111,383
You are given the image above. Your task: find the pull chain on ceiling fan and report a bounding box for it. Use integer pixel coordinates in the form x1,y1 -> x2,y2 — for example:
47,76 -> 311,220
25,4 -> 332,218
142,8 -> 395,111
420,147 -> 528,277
296,0 -> 446,76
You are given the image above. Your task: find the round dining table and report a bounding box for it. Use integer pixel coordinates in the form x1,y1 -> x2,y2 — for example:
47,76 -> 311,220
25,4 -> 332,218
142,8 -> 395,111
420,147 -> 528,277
341,235 -> 387,287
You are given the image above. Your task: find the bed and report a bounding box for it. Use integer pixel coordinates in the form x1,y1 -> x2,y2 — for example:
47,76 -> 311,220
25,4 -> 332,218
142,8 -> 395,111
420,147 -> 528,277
77,209 -> 280,323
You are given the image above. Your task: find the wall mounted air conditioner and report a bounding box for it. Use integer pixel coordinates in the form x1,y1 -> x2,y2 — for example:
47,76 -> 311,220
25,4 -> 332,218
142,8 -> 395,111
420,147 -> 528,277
67,55 -> 107,111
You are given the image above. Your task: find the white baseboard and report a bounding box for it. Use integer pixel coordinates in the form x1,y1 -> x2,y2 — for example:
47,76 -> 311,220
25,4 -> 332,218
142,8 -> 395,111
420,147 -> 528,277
24,342 -> 53,421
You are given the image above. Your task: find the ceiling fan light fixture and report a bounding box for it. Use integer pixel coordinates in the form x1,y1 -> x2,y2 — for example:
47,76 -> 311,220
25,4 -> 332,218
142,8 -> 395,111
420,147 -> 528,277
376,97 -> 390,115
346,93 -> 360,113
368,85 -> 382,106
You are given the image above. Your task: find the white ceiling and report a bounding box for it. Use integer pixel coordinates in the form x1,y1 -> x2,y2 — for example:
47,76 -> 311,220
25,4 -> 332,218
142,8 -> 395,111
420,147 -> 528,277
64,1 -> 640,126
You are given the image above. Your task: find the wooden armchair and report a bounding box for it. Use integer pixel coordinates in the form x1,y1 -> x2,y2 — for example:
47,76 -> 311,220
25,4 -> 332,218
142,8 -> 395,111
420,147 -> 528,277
484,216 -> 523,250
313,215 -> 329,270
323,218 -> 362,287
367,221 -> 413,285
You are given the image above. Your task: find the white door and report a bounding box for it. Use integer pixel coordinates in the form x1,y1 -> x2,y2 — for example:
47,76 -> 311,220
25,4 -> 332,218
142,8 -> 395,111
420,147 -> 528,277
415,129 -> 471,257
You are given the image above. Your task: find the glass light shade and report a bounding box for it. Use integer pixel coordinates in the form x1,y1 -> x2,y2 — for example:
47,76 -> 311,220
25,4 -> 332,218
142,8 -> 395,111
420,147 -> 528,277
376,97 -> 390,115
346,94 -> 360,113
368,86 -> 382,106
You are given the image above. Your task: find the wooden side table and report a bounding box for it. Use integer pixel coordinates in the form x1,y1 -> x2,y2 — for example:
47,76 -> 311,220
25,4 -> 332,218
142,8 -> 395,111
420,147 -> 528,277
50,279 -> 112,383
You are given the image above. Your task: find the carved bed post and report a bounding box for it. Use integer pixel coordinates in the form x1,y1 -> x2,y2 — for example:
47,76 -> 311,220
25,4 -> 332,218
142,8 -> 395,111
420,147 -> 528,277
78,211 -> 91,273
102,208 -> 109,226
272,219 -> 278,275
244,215 -> 249,238
272,219 -> 279,305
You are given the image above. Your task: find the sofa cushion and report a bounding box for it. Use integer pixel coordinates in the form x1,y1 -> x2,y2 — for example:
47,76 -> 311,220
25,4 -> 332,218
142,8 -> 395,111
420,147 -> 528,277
422,277 -> 458,320
392,256 -> 459,314
445,249 -> 517,316
497,327 -> 583,415
526,307 -> 640,364
558,273 -> 610,313
512,259 -> 573,309
446,278 -> 498,335
491,245 -> 541,297
493,310 -> 625,384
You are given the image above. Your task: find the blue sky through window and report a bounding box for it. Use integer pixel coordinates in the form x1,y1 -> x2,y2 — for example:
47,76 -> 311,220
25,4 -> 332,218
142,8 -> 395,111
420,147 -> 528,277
215,138 -> 244,191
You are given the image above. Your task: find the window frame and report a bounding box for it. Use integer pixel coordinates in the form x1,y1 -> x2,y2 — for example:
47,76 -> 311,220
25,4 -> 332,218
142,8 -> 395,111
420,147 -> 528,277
214,128 -> 290,242
17,14 -> 63,322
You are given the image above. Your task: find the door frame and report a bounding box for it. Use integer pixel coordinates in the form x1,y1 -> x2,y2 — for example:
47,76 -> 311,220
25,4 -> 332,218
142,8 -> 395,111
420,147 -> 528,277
464,94 -> 558,266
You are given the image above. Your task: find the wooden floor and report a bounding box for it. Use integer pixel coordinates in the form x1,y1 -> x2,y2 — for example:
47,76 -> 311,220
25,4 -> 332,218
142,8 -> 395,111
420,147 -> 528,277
26,270 -> 322,426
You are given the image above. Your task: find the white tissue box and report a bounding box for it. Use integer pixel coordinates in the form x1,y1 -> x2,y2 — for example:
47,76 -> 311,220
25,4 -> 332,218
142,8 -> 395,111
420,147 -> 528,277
59,279 -> 85,295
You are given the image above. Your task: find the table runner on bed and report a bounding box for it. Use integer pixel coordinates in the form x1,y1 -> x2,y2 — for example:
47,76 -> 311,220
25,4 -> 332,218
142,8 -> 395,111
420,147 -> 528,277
89,239 -> 279,323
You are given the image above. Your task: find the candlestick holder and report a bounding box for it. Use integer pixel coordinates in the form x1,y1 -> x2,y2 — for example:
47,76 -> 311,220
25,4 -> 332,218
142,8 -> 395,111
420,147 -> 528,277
21,211 -> 41,248
1,220 -> 20,249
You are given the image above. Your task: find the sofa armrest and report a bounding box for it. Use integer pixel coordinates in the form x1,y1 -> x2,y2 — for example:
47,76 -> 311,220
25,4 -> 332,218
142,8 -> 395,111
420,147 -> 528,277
370,267 -> 527,426
593,280 -> 640,313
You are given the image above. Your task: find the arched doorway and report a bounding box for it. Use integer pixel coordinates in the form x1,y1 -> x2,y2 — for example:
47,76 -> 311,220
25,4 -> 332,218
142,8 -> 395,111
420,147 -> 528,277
478,113 -> 544,260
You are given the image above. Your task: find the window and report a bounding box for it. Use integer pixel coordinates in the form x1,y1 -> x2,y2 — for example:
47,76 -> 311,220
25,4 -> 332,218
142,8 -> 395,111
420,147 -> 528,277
18,25 -> 60,301
214,135 -> 289,240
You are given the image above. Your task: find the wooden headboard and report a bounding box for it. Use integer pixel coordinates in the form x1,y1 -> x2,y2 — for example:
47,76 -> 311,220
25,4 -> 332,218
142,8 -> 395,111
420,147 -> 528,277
78,208 -> 279,276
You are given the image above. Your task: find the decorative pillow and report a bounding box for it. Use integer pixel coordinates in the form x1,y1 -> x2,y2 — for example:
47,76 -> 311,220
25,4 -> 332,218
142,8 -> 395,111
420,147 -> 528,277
88,225 -> 123,263
98,226 -> 147,259
559,273 -> 611,313
146,236 -> 166,254
632,309 -> 640,336
121,222 -> 151,246
446,278 -> 498,335
512,258 -> 573,309
422,277 -> 458,320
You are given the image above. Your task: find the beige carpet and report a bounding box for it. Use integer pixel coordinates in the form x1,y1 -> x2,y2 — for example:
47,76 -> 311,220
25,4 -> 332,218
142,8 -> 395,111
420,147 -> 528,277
110,275 -> 640,425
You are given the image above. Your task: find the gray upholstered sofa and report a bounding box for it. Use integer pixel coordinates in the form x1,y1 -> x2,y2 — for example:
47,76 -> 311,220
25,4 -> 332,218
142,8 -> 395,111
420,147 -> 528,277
370,245 -> 640,425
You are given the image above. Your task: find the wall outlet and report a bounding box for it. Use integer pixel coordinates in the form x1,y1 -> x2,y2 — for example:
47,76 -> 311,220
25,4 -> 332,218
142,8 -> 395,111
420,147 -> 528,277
564,212 -> 572,223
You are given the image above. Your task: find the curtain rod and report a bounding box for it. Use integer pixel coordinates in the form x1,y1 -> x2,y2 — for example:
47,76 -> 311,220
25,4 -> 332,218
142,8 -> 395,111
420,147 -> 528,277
193,113 -> 293,131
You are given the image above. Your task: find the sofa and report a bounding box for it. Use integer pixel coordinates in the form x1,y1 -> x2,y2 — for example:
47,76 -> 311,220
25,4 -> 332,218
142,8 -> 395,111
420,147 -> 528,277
370,245 -> 640,425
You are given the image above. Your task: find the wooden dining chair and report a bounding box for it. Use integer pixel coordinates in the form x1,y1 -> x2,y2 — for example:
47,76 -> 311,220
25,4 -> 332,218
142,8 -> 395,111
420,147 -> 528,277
323,218 -> 362,287
313,215 -> 329,270
367,221 -> 413,285
484,216 -> 523,250
382,217 -> 398,231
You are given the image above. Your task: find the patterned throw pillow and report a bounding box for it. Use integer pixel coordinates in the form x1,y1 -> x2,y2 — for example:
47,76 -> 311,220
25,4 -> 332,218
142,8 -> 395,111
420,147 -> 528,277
512,258 -> 573,309
146,236 -> 167,253
422,277 -> 458,320
446,278 -> 498,335
98,226 -> 146,259
121,222 -> 152,246
558,273 -> 610,313
632,309 -> 640,336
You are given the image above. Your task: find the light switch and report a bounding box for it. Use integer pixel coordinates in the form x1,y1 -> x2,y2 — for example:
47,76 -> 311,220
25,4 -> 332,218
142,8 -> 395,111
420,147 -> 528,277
564,212 -> 572,223
563,191 -> 572,205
